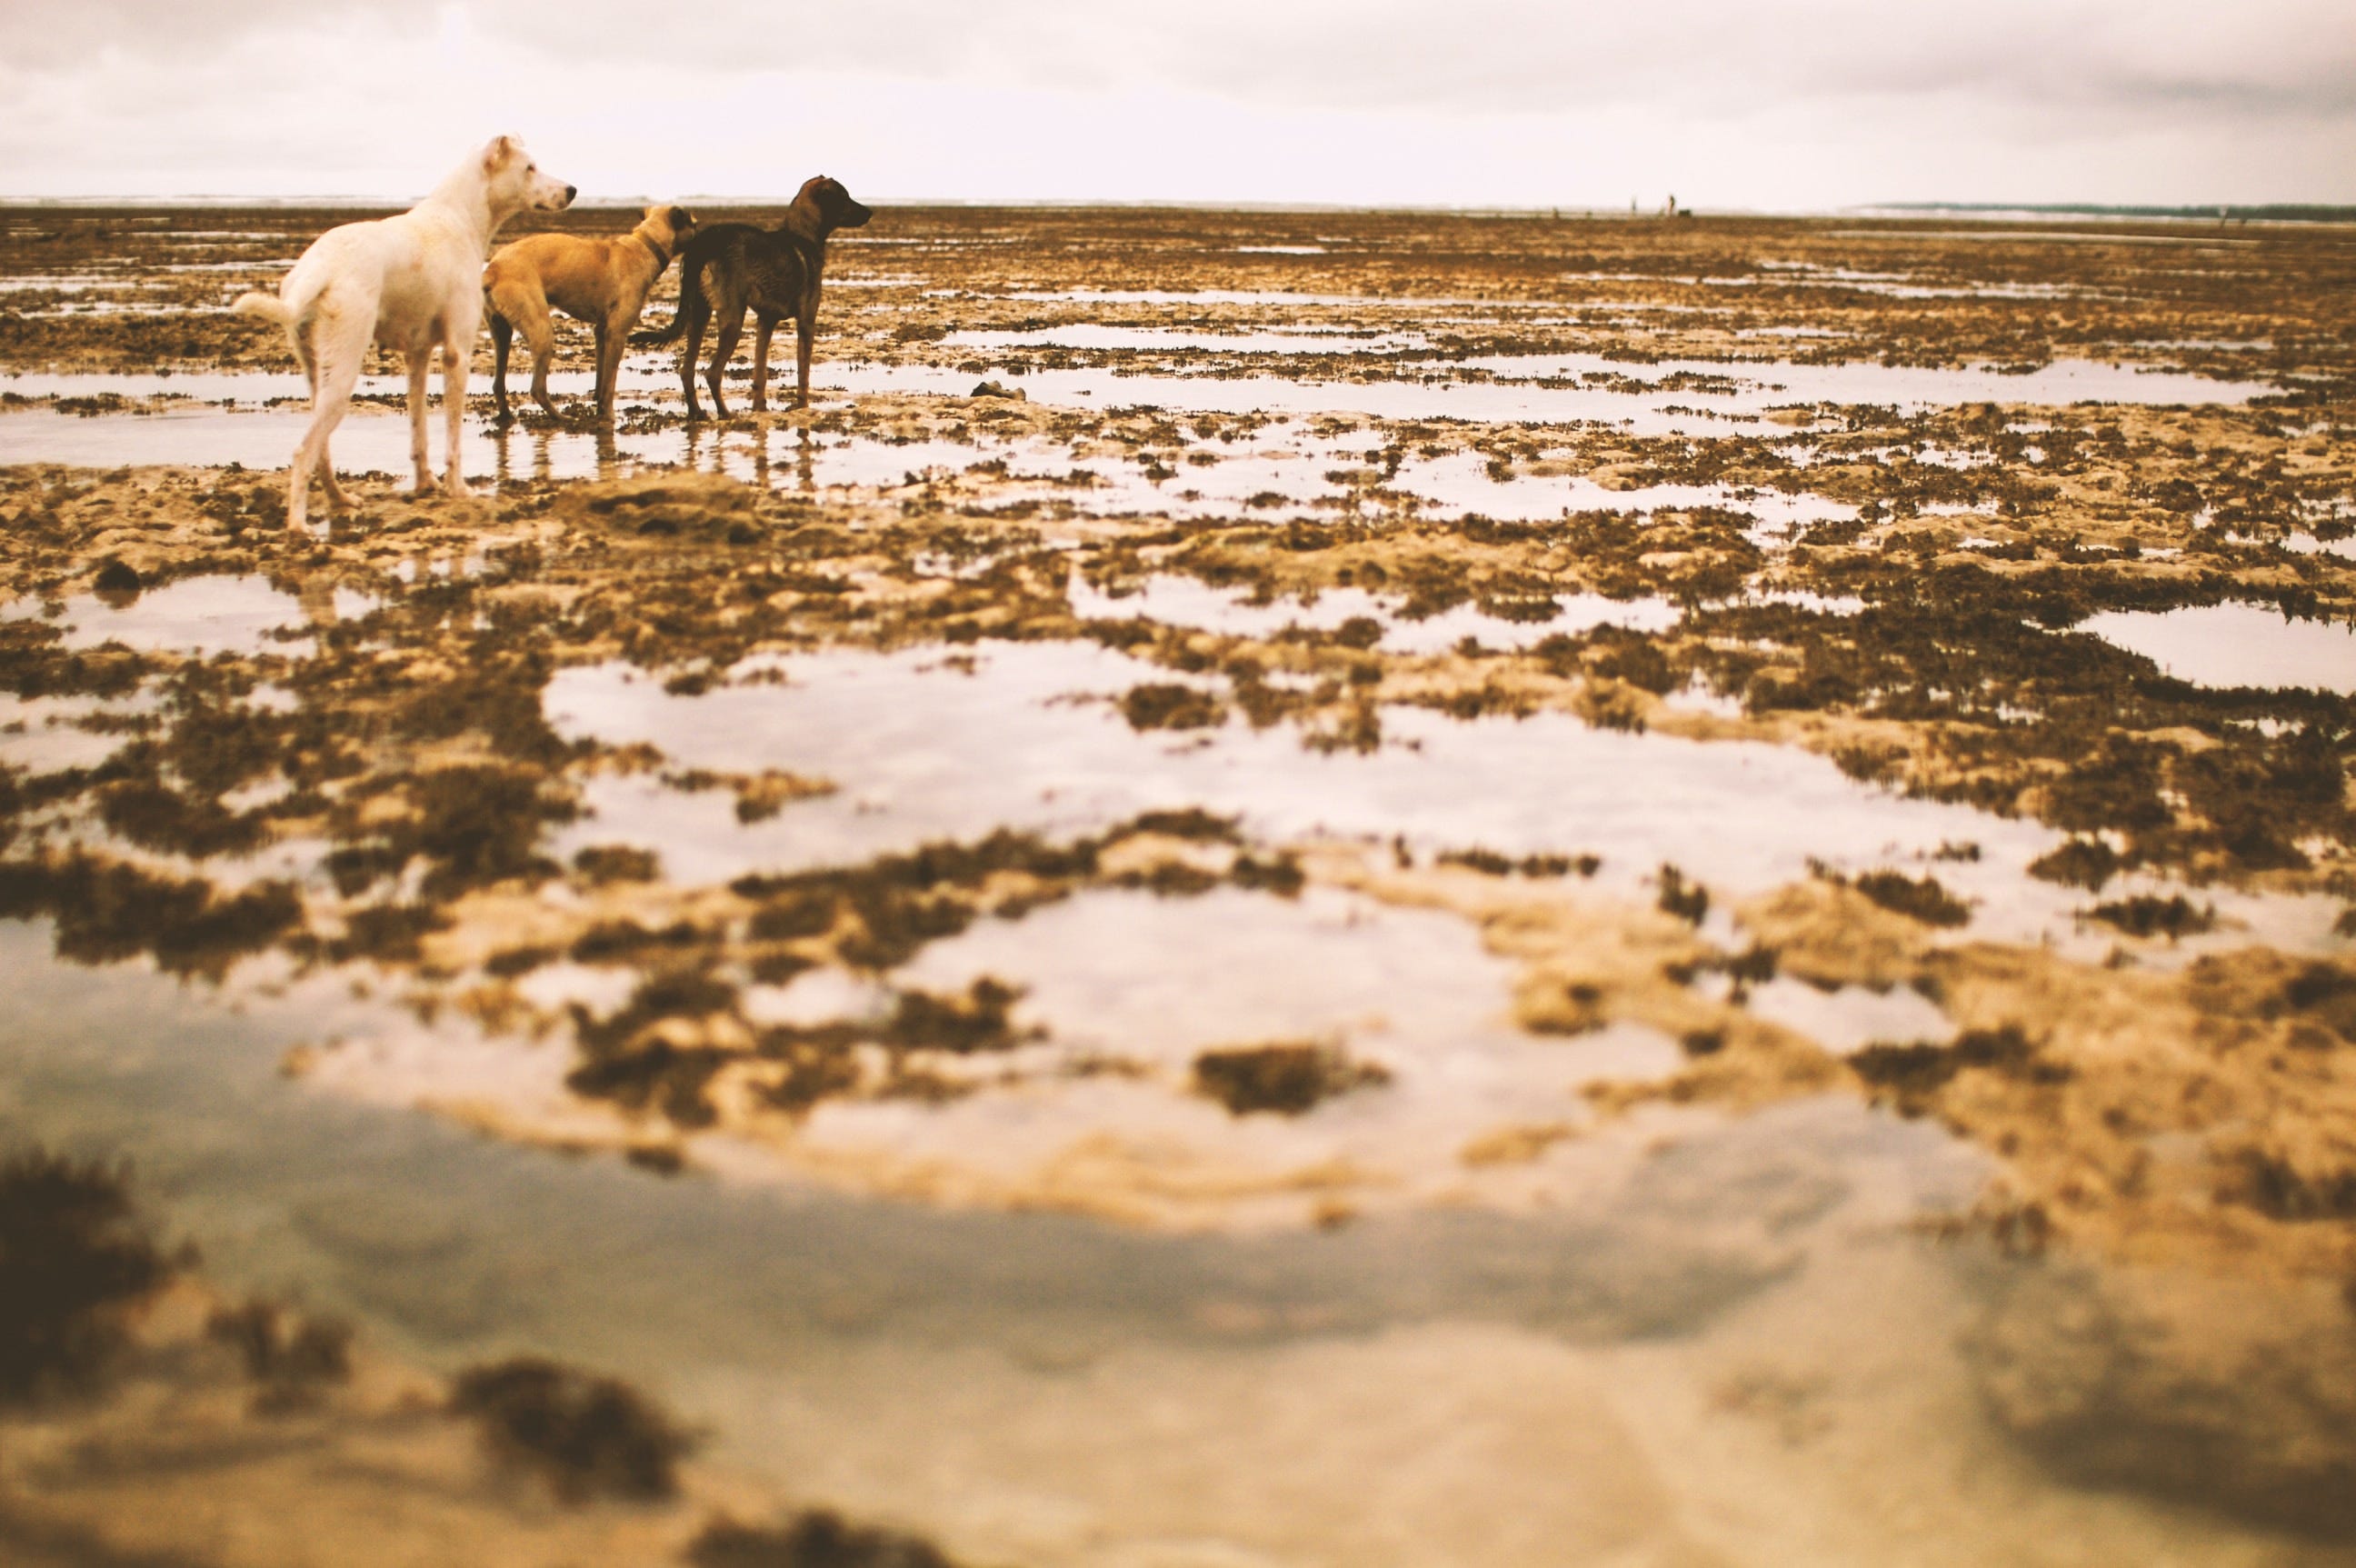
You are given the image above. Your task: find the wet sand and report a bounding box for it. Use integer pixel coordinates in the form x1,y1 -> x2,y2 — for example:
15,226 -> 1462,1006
1,201 -> 2354,1564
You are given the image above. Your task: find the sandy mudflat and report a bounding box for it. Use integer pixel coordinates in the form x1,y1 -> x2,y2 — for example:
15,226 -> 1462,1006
1,202 -> 2353,1565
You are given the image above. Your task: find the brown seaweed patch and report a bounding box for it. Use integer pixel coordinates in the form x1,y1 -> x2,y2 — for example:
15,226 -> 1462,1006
1850,1024 -> 2068,1113
448,1354 -> 698,1503
0,853 -> 300,977
687,1509 -> 963,1568
328,902 -> 452,964
205,1297 -> 354,1413
1120,682 -> 1226,731
2188,954 -> 2356,1046
573,844 -> 663,885
354,765 -> 577,899
732,770 -> 838,824
2213,1135 -> 2356,1222
1655,864 -> 1709,925
1192,1042 -> 1392,1115
1969,1266 -> 2356,1539
1847,869 -> 1972,928
1437,847 -> 1600,879
730,828 -> 1105,972
566,970 -> 742,1126
2085,894 -> 2215,941
95,775 -> 270,858
0,1147 -> 176,1403
883,976 -> 1036,1054
2030,838 -> 2123,892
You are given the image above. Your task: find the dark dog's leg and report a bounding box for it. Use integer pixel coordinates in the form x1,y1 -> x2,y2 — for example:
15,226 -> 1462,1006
751,315 -> 775,414
706,300 -> 747,420
795,317 -> 814,410
489,312 -> 514,425
680,309 -> 705,421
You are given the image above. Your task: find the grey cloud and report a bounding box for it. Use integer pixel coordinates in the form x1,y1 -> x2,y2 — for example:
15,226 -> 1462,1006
442,0 -> 2356,137
0,0 -> 414,68
13,0 -> 2351,128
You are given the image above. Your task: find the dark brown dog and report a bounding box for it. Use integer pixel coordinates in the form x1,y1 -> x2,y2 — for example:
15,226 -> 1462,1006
630,175 -> 872,418
484,202 -> 697,424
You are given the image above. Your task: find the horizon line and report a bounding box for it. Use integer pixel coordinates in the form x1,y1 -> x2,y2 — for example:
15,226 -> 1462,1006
1,194 -> 2351,223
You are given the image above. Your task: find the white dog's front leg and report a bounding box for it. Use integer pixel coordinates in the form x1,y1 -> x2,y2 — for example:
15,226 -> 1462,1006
441,342 -> 471,497
405,353 -> 434,494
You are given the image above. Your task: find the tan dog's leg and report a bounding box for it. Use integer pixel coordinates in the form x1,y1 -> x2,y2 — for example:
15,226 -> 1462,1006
524,316 -> 561,421
593,322 -> 618,421
486,270 -> 559,421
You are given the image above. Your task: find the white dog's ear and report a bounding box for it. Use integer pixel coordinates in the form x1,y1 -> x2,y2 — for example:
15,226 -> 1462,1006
483,135 -> 518,174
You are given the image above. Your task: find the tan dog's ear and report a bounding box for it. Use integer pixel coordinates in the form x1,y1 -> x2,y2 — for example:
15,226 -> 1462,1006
670,205 -> 694,232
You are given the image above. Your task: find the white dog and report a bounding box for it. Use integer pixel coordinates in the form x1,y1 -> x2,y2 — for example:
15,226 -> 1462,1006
234,135 -> 573,531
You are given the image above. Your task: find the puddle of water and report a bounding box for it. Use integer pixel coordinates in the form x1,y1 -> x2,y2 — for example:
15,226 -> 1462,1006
1732,264 -> 2086,302
761,883 -> 1690,1213
945,325 -> 1429,355
547,641 -> 2081,934
1,574 -> 373,658
0,276 -> 173,295
27,916 -> 2258,1565
1450,350 -> 2267,412
855,358 -> 2264,434
1069,572 -> 1681,653
2077,603 -> 2356,694
0,691 -> 155,773
547,638 -> 2348,968
5,343 -> 2273,462
0,402 -> 979,494
1400,451 -> 1861,531
1740,976 -> 1958,1056
1003,289 -> 1533,308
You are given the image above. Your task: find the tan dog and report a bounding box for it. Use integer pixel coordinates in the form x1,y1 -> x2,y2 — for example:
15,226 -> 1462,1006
484,203 -> 698,424
233,135 -> 574,531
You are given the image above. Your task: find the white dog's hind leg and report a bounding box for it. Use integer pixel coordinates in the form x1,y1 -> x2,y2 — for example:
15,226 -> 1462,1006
294,335 -> 353,513
404,351 -> 434,494
439,340 -> 472,497
287,325 -> 365,533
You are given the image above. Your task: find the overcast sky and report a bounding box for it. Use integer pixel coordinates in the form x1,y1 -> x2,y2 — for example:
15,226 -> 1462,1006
3,1 -> 2351,209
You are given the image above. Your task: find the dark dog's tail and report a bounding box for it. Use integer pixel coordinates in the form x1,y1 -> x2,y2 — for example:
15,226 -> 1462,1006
630,265 -> 704,349
629,306 -> 687,350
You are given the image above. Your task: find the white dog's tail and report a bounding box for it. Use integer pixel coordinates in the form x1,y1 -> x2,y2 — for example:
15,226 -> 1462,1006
230,290 -> 293,327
